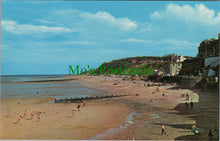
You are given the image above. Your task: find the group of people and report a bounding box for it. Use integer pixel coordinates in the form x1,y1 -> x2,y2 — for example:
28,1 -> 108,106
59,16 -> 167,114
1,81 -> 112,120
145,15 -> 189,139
72,101 -> 86,117
185,101 -> 193,110
153,87 -> 168,101
10,109 -> 41,124
184,91 -> 194,110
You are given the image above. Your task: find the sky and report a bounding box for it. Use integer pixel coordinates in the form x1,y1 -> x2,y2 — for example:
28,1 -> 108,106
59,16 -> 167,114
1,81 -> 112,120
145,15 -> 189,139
1,1 -> 220,75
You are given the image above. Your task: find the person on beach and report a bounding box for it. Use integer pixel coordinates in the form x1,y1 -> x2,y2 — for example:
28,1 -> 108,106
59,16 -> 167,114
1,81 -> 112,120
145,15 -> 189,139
192,125 -> 196,133
214,126 -> 219,140
208,128 -> 213,140
162,93 -> 165,101
190,102 -> 193,109
15,115 -> 23,124
83,101 -> 86,107
8,109 -> 11,118
161,125 -> 166,135
77,104 -> 81,112
37,114 -> 41,122
157,87 -> 159,92
72,110 -> 75,117
31,111 -> 34,120
186,91 -> 190,100
23,110 -> 27,119
187,91 -> 190,96
185,102 -> 188,110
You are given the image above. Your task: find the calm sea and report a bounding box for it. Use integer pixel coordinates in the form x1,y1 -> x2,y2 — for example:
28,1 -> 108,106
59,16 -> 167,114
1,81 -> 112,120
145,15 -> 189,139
0,75 -> 102,100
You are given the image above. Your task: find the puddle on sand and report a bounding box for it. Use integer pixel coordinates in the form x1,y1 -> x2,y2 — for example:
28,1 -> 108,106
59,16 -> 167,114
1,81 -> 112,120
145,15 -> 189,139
151,113 -> 160,119
89,111 -> 137,140
144,120 -> 150,123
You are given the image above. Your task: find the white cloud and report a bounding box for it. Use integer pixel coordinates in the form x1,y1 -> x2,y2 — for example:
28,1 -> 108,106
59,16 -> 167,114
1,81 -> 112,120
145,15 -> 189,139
80,11 -> 137,30
1,44 -> 10,49
150,4 -> 220,26
1,20 -> 73,34
150,11 -> 162,19
33,19 -> 63,26
120,38 -> 151,43
120,38 -> 198,48
156,39 -> 199,49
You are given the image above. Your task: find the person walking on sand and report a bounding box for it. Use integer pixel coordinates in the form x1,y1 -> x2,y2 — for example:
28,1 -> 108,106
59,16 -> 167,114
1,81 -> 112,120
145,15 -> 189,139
161,125 -> 166,135
185,102 -> 188,110
37,114 -> 41,122
187,91 -> 190,96
30,111 -> 34,120
157,87 -> 159,92
208,128 -> 213,140
23,110 -> 27,119
214,126 -> 219,140
192,125 -> 196,133
186,91 -> 190,100
83,101 -> 86,107
162,93 -> 165,101
72,110 -> 75,117
77,104 -> 81,112
8,109 -> 11,118
190,101 -> 193,109
15,115 -> 22,124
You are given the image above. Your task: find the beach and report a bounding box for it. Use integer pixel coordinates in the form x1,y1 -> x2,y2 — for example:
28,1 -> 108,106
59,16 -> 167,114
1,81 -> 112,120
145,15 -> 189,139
0,75 -> 219,140
0,97 -> 131,140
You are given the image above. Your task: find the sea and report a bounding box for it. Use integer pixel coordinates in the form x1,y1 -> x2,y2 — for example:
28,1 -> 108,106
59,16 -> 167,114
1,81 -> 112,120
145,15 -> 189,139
0,75 -> 103,101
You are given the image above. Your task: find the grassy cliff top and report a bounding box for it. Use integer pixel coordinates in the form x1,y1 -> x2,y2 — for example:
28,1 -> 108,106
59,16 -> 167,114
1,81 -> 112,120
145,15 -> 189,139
94,56 -> 165,75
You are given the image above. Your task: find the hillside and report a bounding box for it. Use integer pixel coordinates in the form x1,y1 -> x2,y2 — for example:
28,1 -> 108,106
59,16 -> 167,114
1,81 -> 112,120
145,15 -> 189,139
94,56 -> 164,75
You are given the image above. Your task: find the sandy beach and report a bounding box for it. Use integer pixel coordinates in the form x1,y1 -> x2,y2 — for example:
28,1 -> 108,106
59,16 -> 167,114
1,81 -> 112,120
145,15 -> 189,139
0,97 -> 131,140
0,75 -> 219,140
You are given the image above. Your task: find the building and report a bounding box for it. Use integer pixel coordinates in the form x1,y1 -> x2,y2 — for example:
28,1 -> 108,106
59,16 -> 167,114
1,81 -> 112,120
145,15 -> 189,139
176,56 -> 186,62
162,54 -> 186,63
164,62 -> 182,76
197,34 -> 219,58
179,58 -> 203,76
139,60 -> 148,64
153,69 -> 164,76
131,59 -> 137,64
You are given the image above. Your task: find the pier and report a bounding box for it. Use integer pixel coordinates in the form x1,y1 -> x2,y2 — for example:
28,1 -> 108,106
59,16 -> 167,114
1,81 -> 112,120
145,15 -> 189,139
55,94 -> 131,103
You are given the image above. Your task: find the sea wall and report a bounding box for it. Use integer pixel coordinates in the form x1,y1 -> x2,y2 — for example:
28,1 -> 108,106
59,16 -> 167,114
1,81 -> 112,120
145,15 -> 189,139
179,77 -> 202,88
147,76 -> 202,88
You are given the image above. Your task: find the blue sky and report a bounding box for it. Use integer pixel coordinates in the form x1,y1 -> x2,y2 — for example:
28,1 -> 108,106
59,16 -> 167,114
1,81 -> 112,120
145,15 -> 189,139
1,1 -> 220,75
